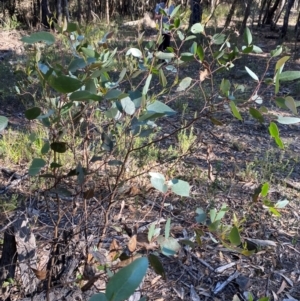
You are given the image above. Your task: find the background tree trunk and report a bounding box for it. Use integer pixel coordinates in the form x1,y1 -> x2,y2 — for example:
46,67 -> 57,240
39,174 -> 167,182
281,0 -> 295,37
225,0 -> 239,28
189,0 -> 202,27
239,0 -> 254,35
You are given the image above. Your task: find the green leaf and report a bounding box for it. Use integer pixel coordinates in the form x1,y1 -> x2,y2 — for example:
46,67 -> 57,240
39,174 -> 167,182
195,207 -> 206,224
81,47 -> 98,58
149,172 -> 168,193
120,96 -> 135,115
269,122 -> 279,138
190,23 -> 204,34
229,101 -> 243,121
190,42 -> 197,54
244,27 -> 252,45
270,46 -> 282,57
229,226 -> 241,246
275,56 -> 290,71
156,51 -> 175,60
242,45 -> 253,54
126,48 -> 142,58
105,257 -> 148,301
252,45 -> 263,53
249,107 -> 264,123
277,116 -> 300,124
25,107 -> 42,120
215,204 -> 228,221
68,58 -> 90,72
21,31 -> 55,45
275,199 -> 289,208
168,179 -> 190,197
159,68 -> 167,87
165,218 -> 171,239
143,74 -> 152,95
148,223 -> 156,242
147,101 -> 176,116
211,33 -> 226,45
279,71 -> 300,81
157,236 -> 181,256
105,89 -> 123,100
69,90 -> 103,101
196,45 -> 204,61
29,158 -> 46,176
48,75 -> 82,93
177,30 -> 185,41
50,142 -> 68,153
220,79 -> 230,96
66,22 -> 77,32
261,182 -> 269,197
245,66 -> 259,81
89,293 -> 108,301
275,136 -> 284,149
148,254 -> 166,279
41,141 -> 50,154
170,4 -> 181,18
284,96 -> 297,114
176,77 -> 192,92
0,116 -> 9,131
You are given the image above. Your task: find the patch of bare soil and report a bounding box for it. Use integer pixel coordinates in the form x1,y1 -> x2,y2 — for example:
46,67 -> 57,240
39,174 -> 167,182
0,26 -> 300,301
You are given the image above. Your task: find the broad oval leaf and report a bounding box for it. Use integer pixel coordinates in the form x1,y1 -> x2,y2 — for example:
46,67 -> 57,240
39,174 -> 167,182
147,101 -> 176,116
190,23 -> 204,34
249,107 -> 264,123
29,158 -> 46,176
252,45 -> 263,53
25,107 -> 42,120
48,75 -> 82,93
244,27 -> 252,45
155,51 -> 175,60
176,77 -> 192,92
21,32 -> 55,45
0,116 -> 9,131
275,56 -> 290,71
149,172 -> 168,193
157,236 -> 181,256
120,96 -> 135,115
50,142 -> 68,153
105,257 -> 148,301
126,48 -> 142,58
275,199 -> 289,209
148,254 -> 166,279
270,46 -> 282,57
229,226 -> 241,246
285,96 -> 297,114
211,33 -> 226,45
69,90 -> 102,101
168,179 -> 190,197
245,66 -> 259,81
279,71 -> 300,81
277,116 -> 300,125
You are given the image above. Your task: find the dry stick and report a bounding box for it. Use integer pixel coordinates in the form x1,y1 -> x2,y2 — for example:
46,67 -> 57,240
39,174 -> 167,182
97,137 -> 135,249
47,194 -> 62,301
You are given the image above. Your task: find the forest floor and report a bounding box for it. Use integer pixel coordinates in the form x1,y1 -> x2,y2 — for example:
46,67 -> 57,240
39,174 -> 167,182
0,18 -> 300,301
